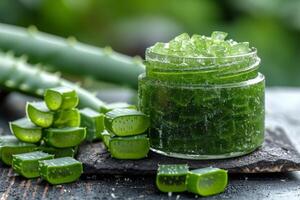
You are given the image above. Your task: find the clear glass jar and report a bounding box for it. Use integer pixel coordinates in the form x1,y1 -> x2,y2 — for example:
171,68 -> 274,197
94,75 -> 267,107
138,48 -> 265,159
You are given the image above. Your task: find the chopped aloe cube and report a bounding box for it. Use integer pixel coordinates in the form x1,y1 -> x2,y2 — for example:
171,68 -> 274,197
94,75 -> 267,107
0,136 -> 37,165
156,164 -> 189,193
186,167 -> 228,196
105,102 -> 136,112
109,134 -> 150,159
38,145 -> 76,158
26,101 -> 54,128
12,151 -> 54,178
44,87 -> 79,111
43,127 -> 86,148
105,109 -> 150,136
9,118 -> 42,143
100,130 -> 111,149
211,31 -> 228,41
53,108 -> 81,128
38,157 -> 83,185
79,108 -> 104,142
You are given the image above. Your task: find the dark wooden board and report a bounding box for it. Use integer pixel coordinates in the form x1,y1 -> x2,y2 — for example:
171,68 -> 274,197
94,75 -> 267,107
78,126 -> 300,175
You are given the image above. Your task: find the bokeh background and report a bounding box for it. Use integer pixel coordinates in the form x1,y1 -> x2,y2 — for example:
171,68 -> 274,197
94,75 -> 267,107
0,0 -> 299,86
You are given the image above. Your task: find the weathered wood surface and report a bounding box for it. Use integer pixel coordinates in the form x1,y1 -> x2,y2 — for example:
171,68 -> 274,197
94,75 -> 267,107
78,126 -> 300,175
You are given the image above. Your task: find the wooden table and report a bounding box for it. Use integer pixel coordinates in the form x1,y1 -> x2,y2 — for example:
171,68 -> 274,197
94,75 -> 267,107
1,87 -> 300,200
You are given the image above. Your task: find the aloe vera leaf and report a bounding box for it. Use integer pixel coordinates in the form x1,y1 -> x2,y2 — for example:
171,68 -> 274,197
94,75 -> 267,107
79,108 -> 104,142
0,135 -> 18,160
44,86 -> 79,111
156,164 -> 189,192
0,23 -> 145,88
53,108 -> 81,128
37,145 -> 76,158
38,157 -> 83,185
105,102 -> 136,113
9,118 -> 42,143
26,101 -> 54,128
0,52 -> 107,112
186,167 -> 228,196
100,130 -> 111,149
109,134 -> 150,159
0,137 -> 37,165
105,109 -> 150,136
43,127 -> 86,148
12,151 -> 54,178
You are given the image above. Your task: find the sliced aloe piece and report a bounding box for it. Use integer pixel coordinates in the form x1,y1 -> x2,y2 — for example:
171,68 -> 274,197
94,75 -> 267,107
26,101 -> 54,128
53,108 -> 81,128
105,102 -> 136,112
38,157 -> 83,185
0,137 -> 37,165
105,109 -> 150,136
79,108 -> 104,141
186,167 -> 228,196
12,151 -> 54,178
156,164 -> 189,192
9,118 -> 42,143
109,134 -> 150,159
100,130 -> 111,149
44,86 -> 79,111
43,127 -> 86,148
38,145 -> 76,158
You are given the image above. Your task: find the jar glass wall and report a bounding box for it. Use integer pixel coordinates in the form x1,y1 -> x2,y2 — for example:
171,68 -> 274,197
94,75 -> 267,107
138,48 -> 265,159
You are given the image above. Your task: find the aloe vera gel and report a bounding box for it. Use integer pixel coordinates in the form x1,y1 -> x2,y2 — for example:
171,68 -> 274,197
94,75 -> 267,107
139,32 -> 265,159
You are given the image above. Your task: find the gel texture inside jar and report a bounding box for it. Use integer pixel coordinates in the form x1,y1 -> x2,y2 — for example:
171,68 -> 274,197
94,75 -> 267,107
138,32 -> 265,159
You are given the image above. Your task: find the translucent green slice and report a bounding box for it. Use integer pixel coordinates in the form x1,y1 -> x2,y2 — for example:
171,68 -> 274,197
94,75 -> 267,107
9,118 -> 42,143
53,108 -> 81,128
44,86 -> 79,111
26,101 -> 54,128
105,102 -> 136,113
0,136 -> 37,165
105,109 -> 150,136
79,108 -> 104,142
38,157 -> 83,185
38,145 -> 76,158
156,164 -> 189,193
12,151 -> 54,178
100,130 -> 111,149
43,127 -> 86,148
109,134 -> 150,159
186,167 -> 228,196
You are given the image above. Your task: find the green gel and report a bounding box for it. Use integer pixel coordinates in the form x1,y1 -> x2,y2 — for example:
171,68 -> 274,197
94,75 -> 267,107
38,157 -> 83,185
12,151 -> 54,178
156,164 -> 189,192
105,108 -> 150,136
53,108 -> 81,128
9,118 -> 42,143
44,86 -> 79,111
26,101 -> 54,128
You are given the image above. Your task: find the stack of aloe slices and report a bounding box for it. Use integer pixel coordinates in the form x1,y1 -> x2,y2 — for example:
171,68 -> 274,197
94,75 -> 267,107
101,108 -> 151,159
0,86 -> 85,184
156,164 -> 228,197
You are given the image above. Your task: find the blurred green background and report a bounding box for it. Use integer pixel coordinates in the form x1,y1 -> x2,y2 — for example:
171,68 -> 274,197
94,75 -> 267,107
0,0 -> 299,86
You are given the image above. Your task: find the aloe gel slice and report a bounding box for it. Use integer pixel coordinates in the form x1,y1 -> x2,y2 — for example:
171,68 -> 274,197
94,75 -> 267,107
79,108 -> 104,141
12,151 -> 54,178
26,101 -> 54,128
44,87 -> 79,111
38,145 -> 76,158
186,167 -> 228,196
156,164 -> 189,192
43,127 -> 86,148
109,134 -> 150,159
53,108 -> 81,128
105,108 -> 150,136
100,130 -> 111,149
9,118 -> 42,143
38,157 -> 83,185
0,136 -> 37,165
105,102 -> 136,112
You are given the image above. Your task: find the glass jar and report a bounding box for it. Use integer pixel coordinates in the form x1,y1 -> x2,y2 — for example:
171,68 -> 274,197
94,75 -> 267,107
138,48 -> 265,159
